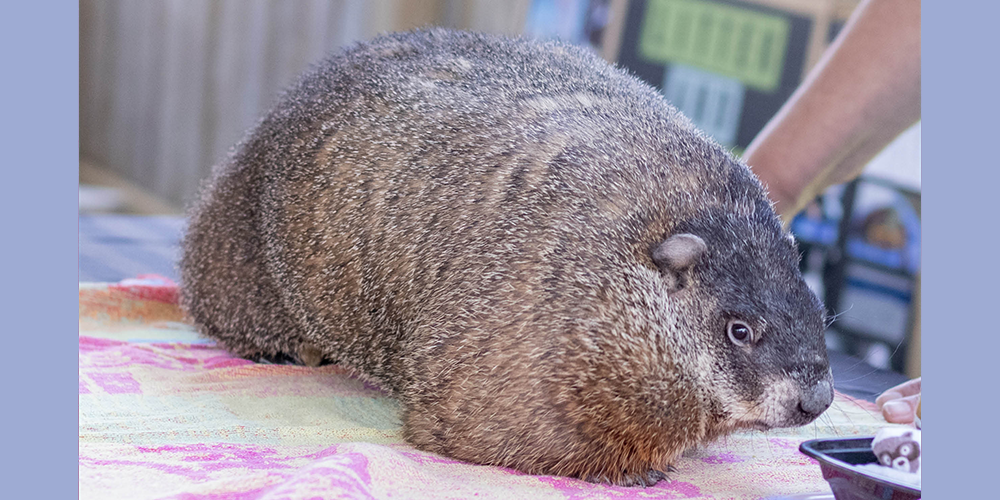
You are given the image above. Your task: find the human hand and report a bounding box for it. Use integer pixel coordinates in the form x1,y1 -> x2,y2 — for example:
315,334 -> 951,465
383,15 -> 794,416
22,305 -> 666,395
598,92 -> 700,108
875,377 -> 920,425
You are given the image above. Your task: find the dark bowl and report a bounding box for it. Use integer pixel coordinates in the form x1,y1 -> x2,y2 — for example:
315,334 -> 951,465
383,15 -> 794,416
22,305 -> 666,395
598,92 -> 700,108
799,437 -> 920,500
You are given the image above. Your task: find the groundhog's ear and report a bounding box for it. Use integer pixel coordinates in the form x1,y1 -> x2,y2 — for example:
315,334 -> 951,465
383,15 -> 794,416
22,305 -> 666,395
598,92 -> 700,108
652,234 -> 707,289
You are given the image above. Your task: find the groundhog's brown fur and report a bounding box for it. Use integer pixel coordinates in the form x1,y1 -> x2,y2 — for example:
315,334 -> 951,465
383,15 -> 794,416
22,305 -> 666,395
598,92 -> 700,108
180,29 -> 833,486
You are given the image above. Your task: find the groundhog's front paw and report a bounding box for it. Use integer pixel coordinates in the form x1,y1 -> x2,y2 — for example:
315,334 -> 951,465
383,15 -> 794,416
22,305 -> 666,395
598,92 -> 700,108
297,343 -> 325,367
589,467 -> 670,487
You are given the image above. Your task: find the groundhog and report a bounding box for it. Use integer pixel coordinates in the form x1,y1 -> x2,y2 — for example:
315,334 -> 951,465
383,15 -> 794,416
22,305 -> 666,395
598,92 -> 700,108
180,28 -> 833,486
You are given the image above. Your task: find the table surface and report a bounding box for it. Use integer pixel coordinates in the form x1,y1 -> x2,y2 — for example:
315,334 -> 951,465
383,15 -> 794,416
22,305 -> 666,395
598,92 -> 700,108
78,214 -> 909,402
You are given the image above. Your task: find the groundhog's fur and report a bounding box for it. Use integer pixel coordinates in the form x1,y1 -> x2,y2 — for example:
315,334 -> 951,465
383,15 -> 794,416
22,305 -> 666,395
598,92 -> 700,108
180,29 -> 833,486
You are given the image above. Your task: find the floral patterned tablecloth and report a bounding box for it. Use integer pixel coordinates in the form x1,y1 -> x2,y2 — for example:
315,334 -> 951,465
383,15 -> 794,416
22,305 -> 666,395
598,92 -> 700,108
79,277 -> 886,499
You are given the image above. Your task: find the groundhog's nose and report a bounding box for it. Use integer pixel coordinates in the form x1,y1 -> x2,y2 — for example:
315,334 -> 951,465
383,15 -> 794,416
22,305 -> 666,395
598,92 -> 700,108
798,376 -> 834,418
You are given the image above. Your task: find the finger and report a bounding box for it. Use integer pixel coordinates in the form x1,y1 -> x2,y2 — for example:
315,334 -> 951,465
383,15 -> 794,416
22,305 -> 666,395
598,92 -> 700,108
876,390 -> 902,409
892,377 -> 921,396
881,394 -> 920,423
876,378 -> 920,408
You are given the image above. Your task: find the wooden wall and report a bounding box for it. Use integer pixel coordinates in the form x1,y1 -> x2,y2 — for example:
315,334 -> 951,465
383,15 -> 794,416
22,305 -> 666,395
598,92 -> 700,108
80,0 -> 531,208
79,0 -> 860,209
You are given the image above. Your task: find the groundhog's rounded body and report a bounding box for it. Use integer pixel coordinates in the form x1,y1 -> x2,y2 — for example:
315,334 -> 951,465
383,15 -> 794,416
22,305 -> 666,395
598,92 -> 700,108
181,29 -> 832,486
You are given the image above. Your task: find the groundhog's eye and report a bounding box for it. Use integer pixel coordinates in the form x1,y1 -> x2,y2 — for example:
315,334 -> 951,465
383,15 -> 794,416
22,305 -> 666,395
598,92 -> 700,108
727,319 -> 753,346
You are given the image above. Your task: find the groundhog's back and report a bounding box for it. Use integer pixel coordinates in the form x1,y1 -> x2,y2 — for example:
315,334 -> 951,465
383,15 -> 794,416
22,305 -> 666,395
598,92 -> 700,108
181,29 -> 754,382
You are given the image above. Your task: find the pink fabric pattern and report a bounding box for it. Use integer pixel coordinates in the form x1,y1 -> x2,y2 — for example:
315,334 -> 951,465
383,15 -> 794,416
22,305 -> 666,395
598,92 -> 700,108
79,278 -> 885,499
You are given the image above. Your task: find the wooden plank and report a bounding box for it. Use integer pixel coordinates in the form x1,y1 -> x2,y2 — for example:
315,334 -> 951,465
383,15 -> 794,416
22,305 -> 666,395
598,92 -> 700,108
207,0 -> 254,177
84,0 -> 499,206
303,0 -> 336,57
79,0 -> 98,160
601,0 -> 630,62
464,0 -> 531,34
126,0 -> 168,196
368,0 -> 403,36
397,0 -> 446,31
80,0 -> 119,170
107,0 -> 141,180
333,0 -> 370,49
154,0 -> 213,206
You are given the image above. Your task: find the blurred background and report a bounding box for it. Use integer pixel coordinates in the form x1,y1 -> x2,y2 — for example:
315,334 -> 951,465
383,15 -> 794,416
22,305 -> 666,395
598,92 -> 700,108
79,0 -> 919,379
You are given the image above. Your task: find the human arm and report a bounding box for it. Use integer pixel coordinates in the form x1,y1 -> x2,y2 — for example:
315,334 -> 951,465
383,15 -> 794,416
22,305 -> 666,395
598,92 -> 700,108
743,0 -> 921,222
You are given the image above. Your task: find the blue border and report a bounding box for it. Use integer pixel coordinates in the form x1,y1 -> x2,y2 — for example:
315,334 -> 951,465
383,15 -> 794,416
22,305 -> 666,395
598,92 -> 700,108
0,1 -> 994,498
0,3 -> 79,497
923,0 -> 999,497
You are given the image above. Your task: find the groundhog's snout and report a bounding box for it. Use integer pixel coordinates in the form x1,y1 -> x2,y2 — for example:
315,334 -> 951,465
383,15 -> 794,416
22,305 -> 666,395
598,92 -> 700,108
796,373 -> 834,421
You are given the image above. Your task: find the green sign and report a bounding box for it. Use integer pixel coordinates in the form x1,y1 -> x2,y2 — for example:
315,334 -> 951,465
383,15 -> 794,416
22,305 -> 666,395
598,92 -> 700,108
639,0 -> 790,92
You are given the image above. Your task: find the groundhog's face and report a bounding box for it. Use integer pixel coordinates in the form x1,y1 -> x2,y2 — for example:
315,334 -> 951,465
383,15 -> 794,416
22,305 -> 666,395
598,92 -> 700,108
654,208 -> 833,434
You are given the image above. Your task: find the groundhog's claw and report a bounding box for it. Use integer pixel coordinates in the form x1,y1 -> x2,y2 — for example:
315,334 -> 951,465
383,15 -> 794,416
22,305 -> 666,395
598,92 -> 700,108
613,468 -> 668,487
